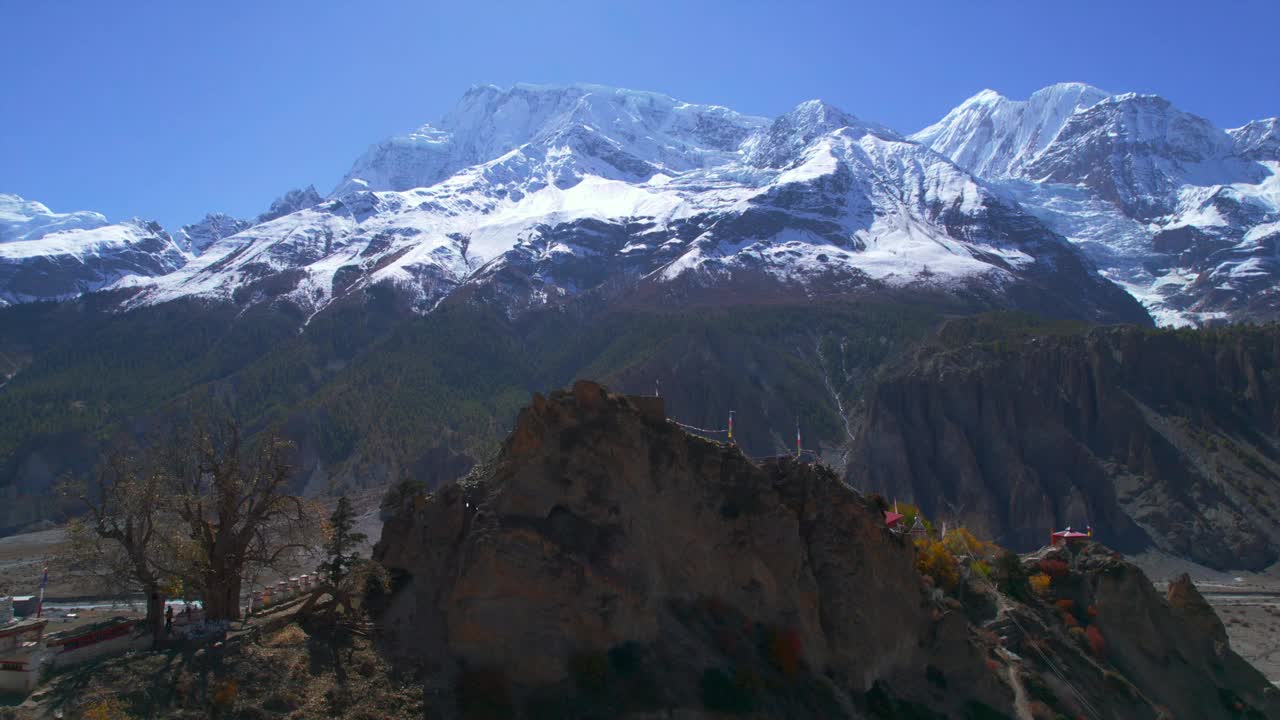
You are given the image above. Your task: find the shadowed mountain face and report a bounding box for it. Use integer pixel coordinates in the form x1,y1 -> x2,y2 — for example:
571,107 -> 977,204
4,296 -> 1279,575
372,381 -> 1278,718
0,294 -> 950,534
849,318 -> 1280,570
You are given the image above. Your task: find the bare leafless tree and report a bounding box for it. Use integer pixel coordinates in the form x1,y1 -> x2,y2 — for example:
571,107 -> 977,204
59,448 -> 177,648
167,419 -> 321,621
60,415 -> 322,630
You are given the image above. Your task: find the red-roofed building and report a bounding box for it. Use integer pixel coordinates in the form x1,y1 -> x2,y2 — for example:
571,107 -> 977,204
884,511 -> 904,529
1051,527 -> 1092,546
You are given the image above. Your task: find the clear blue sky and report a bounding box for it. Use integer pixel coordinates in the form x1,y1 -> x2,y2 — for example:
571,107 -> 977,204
2,0 -> 1276,230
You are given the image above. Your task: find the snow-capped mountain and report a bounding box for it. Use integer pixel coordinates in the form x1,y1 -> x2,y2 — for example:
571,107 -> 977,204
1230,118 -> 1280,162
0,193 -> 111,242
0,193 -> 187,306
112,83 -> 1145,325
175,213 -> 251,254
171,186 -> 326,256
334,84 -> 768,195
913,84 -> 1280,326
256,186 -> 323,224
911,82 -> 1111,179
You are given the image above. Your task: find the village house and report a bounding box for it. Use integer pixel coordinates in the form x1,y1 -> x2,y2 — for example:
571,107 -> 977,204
0,616 -> 49,694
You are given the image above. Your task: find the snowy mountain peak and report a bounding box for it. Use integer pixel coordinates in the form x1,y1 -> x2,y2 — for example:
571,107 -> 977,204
1039,91 -> 1215,153
337,83 -> 768,195
175,213 -> 251,254
0,193 -> 110,243
745,99 -> 893,168
257,186 -> 323,224
956,83 -> 1106,109
965,89 -> 1004,105
911,82 -> 1109,178
1025,91 -> 1255,215
782,99 -> 883,138
917,83 -> 1280,326
0,200 -> 186,306
1029,82 -> 1109,103
1230,117 -> 1280,161
1111,91 -> 1210,109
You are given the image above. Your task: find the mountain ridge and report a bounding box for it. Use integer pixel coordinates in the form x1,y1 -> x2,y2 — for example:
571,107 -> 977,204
0,194 -> 188,306
95,82 -> 1149,327
8,81 -> 1276,326
912,85 -> 1280,326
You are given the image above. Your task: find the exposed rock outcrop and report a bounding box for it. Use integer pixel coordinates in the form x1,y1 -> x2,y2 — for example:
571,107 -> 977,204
849,320 -> 1280,570
373,381 -> 1279,718
375,381 -> 1010,717
1001,543 -> 1278,719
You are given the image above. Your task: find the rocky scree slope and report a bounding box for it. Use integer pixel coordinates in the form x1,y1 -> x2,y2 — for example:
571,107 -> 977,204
849,318 -> 1280,570
372,381 -> 1276,718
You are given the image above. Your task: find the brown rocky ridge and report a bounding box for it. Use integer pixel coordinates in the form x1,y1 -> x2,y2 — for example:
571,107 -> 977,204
374,380 -> 1279,719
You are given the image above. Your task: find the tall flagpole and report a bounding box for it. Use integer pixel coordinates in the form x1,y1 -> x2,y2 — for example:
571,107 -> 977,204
36,562 -> 48,618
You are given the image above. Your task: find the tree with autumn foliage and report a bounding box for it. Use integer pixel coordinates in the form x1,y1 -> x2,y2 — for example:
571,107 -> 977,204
1086,625 -> 1107,658
912,511 -> 1001,594
915,537 -> 961,591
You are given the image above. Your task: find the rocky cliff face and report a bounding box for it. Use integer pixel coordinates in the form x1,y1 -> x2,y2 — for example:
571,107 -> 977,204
374,381 -> 1008,717
849,319 -> 1280,570
999,543 -> 1278,720
372,381 -> 1277,718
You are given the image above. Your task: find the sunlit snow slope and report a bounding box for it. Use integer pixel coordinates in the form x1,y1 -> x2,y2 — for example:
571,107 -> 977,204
0,193 -> 187,306
914,84 -> 1280,326
111,84 -> 1146,324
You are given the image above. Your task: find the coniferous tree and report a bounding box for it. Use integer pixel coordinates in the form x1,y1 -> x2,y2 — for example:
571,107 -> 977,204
318,496 -> 366,593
